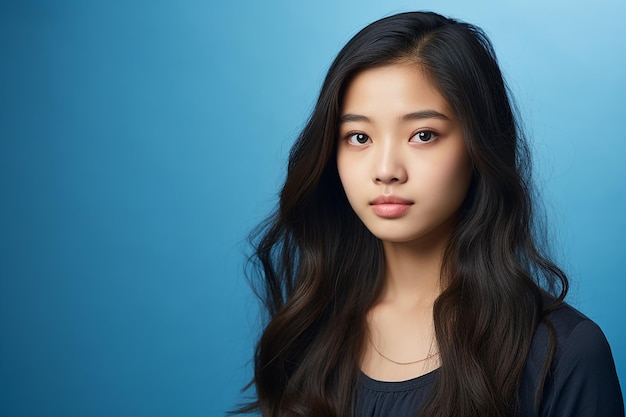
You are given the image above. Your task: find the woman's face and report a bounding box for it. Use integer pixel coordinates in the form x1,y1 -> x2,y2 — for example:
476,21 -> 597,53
336,64 -> 472,247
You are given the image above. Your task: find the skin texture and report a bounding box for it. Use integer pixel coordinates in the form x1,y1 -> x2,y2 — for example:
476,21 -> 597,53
337,63 -> 472,251
337,64 -> 473,381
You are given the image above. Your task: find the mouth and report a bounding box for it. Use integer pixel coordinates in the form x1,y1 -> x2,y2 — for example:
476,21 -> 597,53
370,195 -> 414,205
369,196 -> 414,218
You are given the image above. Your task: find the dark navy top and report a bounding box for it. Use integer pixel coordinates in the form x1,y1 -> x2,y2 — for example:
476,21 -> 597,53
354,304 -> 624,417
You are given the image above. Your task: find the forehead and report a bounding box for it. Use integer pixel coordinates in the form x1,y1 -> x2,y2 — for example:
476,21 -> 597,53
341,64 -> 452,117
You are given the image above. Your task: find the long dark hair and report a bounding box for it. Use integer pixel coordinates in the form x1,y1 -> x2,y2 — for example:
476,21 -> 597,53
237,11 -> 568,417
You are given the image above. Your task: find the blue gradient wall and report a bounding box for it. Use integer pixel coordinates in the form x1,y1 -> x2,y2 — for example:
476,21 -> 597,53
1,1 -> 624,416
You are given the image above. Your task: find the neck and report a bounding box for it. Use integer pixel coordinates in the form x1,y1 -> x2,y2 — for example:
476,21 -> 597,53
379,235 -> 448,308
362,236 -> 446,381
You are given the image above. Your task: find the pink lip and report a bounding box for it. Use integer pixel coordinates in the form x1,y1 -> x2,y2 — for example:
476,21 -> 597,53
370,196 -> 413,205
370,195 -> 414,218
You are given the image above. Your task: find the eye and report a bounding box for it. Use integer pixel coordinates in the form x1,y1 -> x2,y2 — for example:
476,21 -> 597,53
411,130 -> 438,143
346,132 -> 371,145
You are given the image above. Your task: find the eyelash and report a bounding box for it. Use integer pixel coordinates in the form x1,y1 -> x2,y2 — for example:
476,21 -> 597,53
343,130 -> 439,145
345,132 -> 371,145
411,130 -> 438,143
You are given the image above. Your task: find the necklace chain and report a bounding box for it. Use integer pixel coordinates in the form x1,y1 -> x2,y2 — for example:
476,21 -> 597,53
369,338 -> 440,366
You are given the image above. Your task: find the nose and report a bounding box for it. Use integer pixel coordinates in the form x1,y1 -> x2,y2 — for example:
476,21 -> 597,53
373,140 -> 408,184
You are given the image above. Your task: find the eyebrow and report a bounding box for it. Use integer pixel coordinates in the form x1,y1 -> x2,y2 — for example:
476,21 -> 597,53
402,110 -> 450,122
340,110 -> 451,124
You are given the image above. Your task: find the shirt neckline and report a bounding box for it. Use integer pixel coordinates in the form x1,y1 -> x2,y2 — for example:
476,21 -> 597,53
358,368 -> 440,392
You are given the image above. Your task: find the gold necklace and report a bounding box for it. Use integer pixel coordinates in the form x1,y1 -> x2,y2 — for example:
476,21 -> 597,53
369,338 -> 440,366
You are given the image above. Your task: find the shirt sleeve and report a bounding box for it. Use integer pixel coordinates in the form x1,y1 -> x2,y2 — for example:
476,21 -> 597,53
540,320 -> 624,417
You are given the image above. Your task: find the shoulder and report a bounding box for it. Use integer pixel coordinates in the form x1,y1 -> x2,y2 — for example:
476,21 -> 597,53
539,303 -> 617,375
520,302 -> 624,417
540,303 -> 608,361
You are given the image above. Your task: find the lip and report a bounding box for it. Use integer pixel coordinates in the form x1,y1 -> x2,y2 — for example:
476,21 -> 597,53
370,195 -> 414,218
370,195 -> 414,205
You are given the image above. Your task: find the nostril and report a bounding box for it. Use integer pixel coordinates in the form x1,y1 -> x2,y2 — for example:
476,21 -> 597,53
375,176 -> 400,183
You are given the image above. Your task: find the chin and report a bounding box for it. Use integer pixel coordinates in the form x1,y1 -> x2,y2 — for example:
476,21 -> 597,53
366,222 -> 453,248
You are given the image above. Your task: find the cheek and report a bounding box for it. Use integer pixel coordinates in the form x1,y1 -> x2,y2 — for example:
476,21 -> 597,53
337,155 -> 370,218
417,146 -> 472,210
436,151 -> 472,206
336,153 -> 358,197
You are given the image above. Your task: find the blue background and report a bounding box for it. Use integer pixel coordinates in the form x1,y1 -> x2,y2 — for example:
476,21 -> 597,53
1,1 -> 624,416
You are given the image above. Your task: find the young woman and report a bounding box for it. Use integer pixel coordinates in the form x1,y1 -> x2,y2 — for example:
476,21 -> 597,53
238,11 -> 624,417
